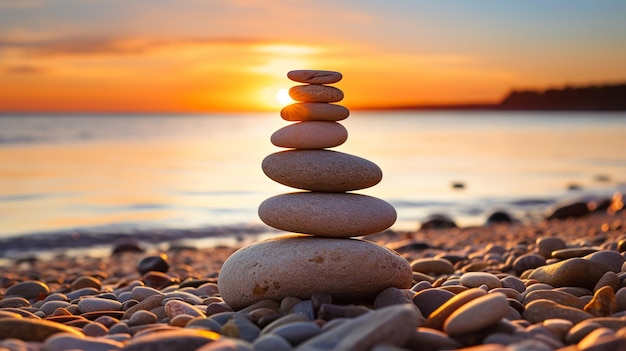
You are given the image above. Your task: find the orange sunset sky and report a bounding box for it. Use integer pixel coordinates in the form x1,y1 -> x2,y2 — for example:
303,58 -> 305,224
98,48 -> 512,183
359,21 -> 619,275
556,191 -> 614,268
1,0 -> 625,112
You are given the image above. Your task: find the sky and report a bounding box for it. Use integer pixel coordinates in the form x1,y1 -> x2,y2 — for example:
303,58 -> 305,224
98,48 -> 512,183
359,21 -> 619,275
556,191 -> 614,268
1,0 -> 625,112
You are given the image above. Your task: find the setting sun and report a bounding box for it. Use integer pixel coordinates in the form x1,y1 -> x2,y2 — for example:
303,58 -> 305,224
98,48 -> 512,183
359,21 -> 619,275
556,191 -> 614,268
275,88 -> 295,106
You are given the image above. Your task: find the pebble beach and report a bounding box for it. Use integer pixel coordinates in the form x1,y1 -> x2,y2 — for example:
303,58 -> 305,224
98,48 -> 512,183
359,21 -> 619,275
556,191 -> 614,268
2,69 -> 626,350
0,209 -> 625,350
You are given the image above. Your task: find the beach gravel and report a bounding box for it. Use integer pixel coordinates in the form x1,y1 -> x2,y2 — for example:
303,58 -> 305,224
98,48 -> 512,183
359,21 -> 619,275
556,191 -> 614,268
0,210 -> 625,350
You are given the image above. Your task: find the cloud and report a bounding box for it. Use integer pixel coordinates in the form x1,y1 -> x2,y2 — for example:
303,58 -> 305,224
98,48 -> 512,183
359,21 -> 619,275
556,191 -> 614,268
0,35 -> 272,57
3,64 -> 50,74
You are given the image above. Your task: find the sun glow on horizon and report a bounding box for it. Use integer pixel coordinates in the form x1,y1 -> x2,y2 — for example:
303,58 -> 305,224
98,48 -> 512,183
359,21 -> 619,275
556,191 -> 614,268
275,88 -> 294,106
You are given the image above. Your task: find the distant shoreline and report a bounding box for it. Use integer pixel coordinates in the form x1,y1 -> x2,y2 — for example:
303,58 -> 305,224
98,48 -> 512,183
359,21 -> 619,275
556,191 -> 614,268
358,82 -> 626,112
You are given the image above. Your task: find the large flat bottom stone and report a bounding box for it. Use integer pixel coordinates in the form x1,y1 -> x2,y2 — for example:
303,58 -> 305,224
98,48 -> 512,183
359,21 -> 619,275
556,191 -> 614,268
218,235 -> 412,310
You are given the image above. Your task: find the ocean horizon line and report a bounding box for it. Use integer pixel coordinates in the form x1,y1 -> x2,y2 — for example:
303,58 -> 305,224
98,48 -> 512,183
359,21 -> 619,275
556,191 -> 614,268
2,108 -> 626,116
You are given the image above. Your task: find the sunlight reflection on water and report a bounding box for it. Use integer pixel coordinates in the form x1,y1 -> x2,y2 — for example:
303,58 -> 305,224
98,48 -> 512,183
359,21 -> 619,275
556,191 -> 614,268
0,111 -> 625,239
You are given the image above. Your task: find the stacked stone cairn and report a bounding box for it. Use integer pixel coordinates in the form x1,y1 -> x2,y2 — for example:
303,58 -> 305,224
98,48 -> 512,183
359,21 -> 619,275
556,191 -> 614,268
218,70 -> 412,310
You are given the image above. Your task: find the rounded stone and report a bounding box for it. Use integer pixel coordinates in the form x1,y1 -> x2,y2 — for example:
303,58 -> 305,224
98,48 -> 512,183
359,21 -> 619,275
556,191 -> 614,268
40,300 -> 71,316
287,70 -> 342,84
262,150 -> 382,192
523,290 -> 586,309
218,235 -> 413,310
374,287 -> 414,308
536,237 -> 567,259
281,103 -> 349,122
70,276 -> 102,291
289,85 -> 343,103
528,257 -> 609,290
137,254 -> 170,275
129,310 -> 158,326
5,280 -> 50,300
410,258 -> 455,275
77,297 -> 123,313
500,276 -> 527,293
406,327 -> 463,350
443,292 -> 509,335
258,192 -> 396,237
0,297 -> 30,308
551,247 -> 598,260
566,320 -> 603,344
424,288 -> 487,330
298,304 -> 422,351
584,250 -> 626,273
164,299 -> 205,318
459,272 -> 503,290
523,299 -> 594,324
0,318 -> 84,341
542,319 -> 574,340
45,333 -> 123,351
271,121 -> 348,149
412,288 -> 455,318
253,334 -> 293,351
122,329 -> 220,351
512,254 -> 547,276
82,321 -> 108,337
593,271 -> 620,292
271,321 -> 322,345
131,286 -> 164,301
584,285 -> 617,317
65,287 -> 99,300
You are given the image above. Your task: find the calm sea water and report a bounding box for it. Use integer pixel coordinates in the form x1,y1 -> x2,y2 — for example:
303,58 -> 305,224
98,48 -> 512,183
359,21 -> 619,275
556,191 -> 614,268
1,111 -> 625,256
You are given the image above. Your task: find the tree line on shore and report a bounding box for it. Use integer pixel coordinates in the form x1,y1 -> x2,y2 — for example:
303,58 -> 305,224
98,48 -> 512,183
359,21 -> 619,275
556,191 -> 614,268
499,82 -> 626,110
363,81 -> 626,111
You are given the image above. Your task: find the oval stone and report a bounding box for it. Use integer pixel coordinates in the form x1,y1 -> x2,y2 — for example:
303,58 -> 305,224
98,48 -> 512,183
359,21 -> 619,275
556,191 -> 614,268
262,150 -> 382,192
0,318 -> 84,341
258,192 -> 396,237
459,272 -> 503,290
122,329 -> 220,351
270,321 -> 322,345
45,333 -> 123,351
77,297 -> 123,313
287,70 -> 342,84
297,304 -> 422,351
218,235 -> 413,310
523,289 -> 586,309
412,288 -> 455,318
584,250 -> 626,273
164,299 -> 205,318
536,237 -> 567,258
424,288 -> 487,330
528,257 -> 609,290
289,85 -> 343,103
5,280 -> 50,300
271,121 -> 348,149
281,103 -> 349,122
410,258 -> 455,275
523,299 -> 594,324
443,292 -> 509,335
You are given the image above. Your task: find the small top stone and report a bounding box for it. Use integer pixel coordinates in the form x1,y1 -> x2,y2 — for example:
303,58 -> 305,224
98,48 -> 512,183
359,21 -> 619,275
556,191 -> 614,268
287,70 -> 342,84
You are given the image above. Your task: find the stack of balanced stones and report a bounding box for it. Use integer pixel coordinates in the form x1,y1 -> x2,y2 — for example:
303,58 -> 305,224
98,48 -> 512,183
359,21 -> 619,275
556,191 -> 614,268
218,70 -> 412,310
